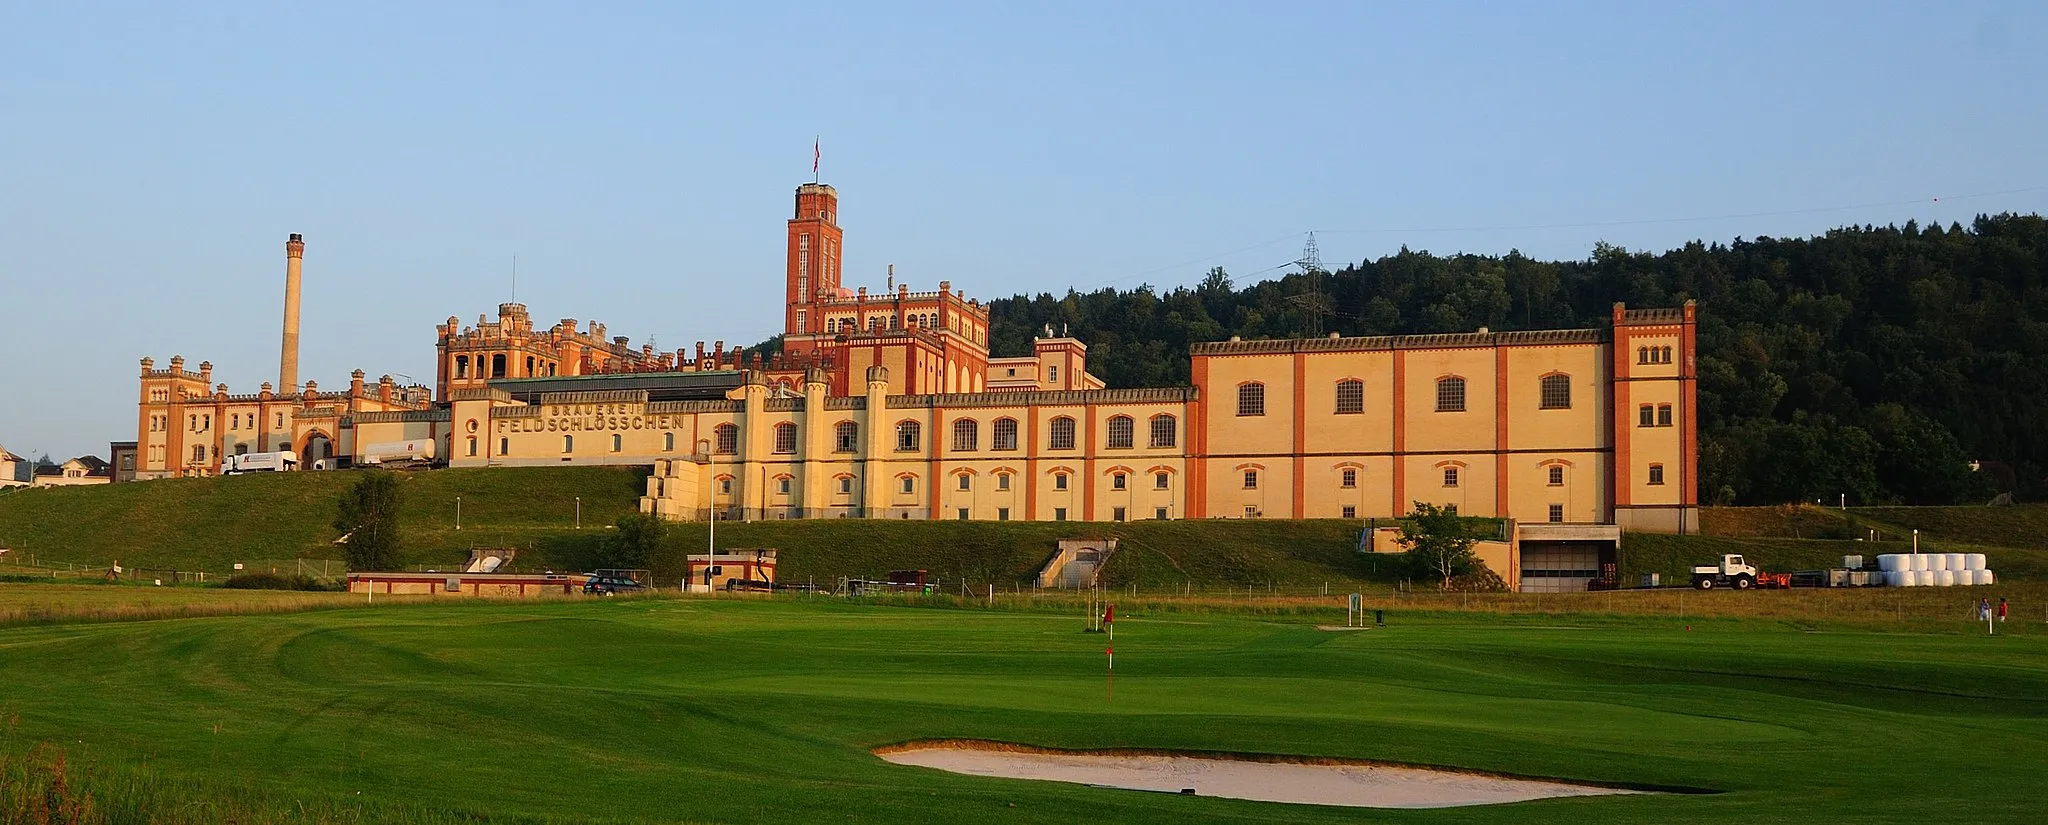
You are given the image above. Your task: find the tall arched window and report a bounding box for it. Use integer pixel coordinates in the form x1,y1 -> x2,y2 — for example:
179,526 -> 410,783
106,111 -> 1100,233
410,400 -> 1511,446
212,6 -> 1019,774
1048,416 -> 1076,450
1334,379 -> 1364,414
773,422 -> 798,454
952,418 -> 979,451
455,356 -> 469,378
664,432 -> 675,452
1436,376 -> 1466,412
834,421 -> 858,453
896,420 -> 921,451
562,435 -> 574,452
1539,374 -> 1571,409
1149,414 -> 1177,448
992,418 -> 1019,451
1237,383 -> 1265,416
491,354 -> 507,378
714,423 -> 738,454
1105,415 -> 1134,449
610,434 -> 622,452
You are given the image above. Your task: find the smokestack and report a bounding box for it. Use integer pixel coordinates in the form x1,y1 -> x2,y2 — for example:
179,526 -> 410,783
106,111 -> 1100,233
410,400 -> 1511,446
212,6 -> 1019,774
280,233 -> 305,392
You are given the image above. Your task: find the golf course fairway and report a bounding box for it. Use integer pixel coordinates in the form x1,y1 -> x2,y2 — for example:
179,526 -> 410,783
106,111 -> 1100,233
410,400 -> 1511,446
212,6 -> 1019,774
0,595 -> 2041,823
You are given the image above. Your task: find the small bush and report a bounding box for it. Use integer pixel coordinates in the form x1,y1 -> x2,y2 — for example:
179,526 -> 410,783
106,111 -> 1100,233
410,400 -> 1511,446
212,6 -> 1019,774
221,572 -> 335,592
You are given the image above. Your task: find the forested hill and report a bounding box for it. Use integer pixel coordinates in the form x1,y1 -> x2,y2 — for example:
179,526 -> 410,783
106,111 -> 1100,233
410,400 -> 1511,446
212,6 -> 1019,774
985,214 -> 2048,507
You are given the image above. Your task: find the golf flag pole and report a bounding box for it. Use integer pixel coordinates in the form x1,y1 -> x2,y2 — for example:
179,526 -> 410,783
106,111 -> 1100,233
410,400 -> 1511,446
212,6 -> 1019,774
1106,603 -> 1115,671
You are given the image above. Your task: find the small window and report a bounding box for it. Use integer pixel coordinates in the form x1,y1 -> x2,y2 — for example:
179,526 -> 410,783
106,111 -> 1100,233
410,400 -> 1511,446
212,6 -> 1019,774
957,474 -> 971,491
1155,507 -> 1169,521
715,423 -> 738,454
957,508 -> 970,521
1638,405 -> 1655,428
901,476 -> 916,494
1054,507 -> 1068,521
774,422 -> 797,454
1154,471 -> 1169,490
1341,468 -> 1357,489
1436,377 -> 1466,412
446,578 -> 462,593
1637,346 -> 1650,365
720,477 -> 733,494
492,354 -> 507,378
455,356 -> 469,378
1149,415 -> 1177,448
1243,469 -> 1259,489
610,434 -> 622,452
1341,505 -> 1357,519
992,418 -> 1018,451
499,437 -> 508,455
896,421 -> 920,451
525,356 -> 535,375
1657,404 -> 1673,427
838,477 -> 852,494
664,432 -> 675,452
996,473 -> 1011,491
563,435 -> 574,453
203,414 -> 210,430
1048,417 -> 1077,450
1539,374 -> 1571,409
1112,506 -> 1126,523
1335,379 -> 1364,414
777,477 -> 792,495
1244,505 -> 1259,518
1443,467 -> 1460,487
998,507 -> 1010,521
1106,416 -> 1134,449
1548,504 -> 1564,523
951,419 -> 979,451
467,437 -> 478,457
835,421 -> 858,453
1237,383 -> 1265,416
276,413 -> 284,428
1112,472 -> 1127,491
1048,365 -> 1059,384
1054,473 -> 1069,491
1547,465 -> 1564,486
1649,464 -> 1666,485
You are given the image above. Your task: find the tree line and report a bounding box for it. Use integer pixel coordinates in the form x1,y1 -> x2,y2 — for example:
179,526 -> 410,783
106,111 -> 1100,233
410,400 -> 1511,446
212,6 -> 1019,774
983,214 -> 2048,506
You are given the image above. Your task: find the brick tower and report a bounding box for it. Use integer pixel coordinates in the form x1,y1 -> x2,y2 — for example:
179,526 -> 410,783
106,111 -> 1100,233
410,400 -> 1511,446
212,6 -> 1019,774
784,183 -> 843,338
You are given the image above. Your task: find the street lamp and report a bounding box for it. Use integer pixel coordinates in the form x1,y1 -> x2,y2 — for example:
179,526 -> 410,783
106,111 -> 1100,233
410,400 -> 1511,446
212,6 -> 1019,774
455,496 -> 462,531
575,496 -> 581,529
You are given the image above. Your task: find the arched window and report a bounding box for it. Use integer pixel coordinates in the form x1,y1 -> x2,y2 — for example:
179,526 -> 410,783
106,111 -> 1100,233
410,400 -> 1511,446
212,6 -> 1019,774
835,421 -> 858,453
525,356 -> 535,375
1105,415 -> 1134,449
562,435 -> 574,452
992,418 -> 1018,451
896,420 -> 921,451
1436,376 -> 1466,412
499,437 -> 509,455
1539,374 -> 1571,409
773,422 -> 798,454
1334,379 -> 1364,414
1547,465 -> 1565,486
491,354 -> 507,378
455,356 -> 469,378
1048,416 -> 1077,450
952,418 -> 979,452
1149,414 -> 1177,448
714,423 -> 738,454
1237,383 -> 1265,416
466,437 -> 478,457
664,432 -> 675,452
610,434 -> 622,452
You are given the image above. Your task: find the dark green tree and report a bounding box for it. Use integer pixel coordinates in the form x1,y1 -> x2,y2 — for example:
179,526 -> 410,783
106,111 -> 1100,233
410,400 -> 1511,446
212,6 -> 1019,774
602,512 -> 669,570
334,471 -> 402,572
1397,502 -> 1481,590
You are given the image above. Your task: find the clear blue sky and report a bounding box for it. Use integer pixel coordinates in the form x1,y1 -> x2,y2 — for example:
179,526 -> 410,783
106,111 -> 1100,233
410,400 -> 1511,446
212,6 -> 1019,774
4,1 -> 2045,461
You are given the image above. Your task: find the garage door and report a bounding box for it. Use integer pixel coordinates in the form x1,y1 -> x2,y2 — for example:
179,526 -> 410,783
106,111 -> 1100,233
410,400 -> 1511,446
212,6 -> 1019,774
1521,545 -> 1600,593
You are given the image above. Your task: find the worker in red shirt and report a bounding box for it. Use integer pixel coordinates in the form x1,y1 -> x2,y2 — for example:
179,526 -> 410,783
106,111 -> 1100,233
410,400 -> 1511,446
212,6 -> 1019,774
1997,597 -> 2009,623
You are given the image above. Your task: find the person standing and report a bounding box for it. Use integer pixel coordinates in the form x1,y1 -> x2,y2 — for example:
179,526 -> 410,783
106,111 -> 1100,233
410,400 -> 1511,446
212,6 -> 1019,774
1997,597 -> 2009,624
1978,598 -> 1992,625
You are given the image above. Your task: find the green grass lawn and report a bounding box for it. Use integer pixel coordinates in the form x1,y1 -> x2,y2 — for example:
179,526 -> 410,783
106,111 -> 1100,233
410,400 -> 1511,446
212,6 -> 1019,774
1,593 -> 2042,823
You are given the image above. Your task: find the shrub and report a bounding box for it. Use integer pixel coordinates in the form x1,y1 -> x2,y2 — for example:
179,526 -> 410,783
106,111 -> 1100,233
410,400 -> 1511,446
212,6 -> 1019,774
221,572 -> 334,592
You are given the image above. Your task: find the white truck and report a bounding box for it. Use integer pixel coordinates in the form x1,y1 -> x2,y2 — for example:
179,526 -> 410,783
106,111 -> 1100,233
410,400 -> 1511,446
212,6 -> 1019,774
222,450 -> 299,474
1692,554 -> 1759,590
359,439 -> 436,466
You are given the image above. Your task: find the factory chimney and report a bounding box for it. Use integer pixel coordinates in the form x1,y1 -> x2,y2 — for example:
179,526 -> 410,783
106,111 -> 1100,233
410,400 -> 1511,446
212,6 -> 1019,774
280,233 -> 305,392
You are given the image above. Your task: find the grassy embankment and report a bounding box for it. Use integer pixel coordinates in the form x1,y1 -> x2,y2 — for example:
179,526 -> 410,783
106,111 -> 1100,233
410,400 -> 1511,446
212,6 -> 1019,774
1,595 -> 2044,824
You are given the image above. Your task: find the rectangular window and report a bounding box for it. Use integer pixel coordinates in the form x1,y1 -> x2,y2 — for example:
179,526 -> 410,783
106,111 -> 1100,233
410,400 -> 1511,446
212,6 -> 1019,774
467,438 -> 478,457
446,578 -> 462,593
1341,505 -> 1357,519
1149,416 -> 1177,448
795,309 -> 808,331
1548,504 -> 1564,523
997,474 -> 1011,491
1539,375 -> 1571,409
1048,365 -> 1059,384
777,478 -> 791,495
1335,380 -> 1364,414
1054,474 -> 1068,490
1436,379 -> 1465,412
1154,507 -> 1169,521
900,476 -> 914,494
1341,468 -> 1357,488
1155,472 -> 1169,490
499,437 -> 509,455
957,508 -> 969,521
1657,404 -> 1673,427
957,474 -> 971,491
1113,506 -> 1126,523
1649,464 -> 1666,485
1243,470 -> 1258,489
1244,505 -> 1259,518
1547,466 -> 1564,486
1638,405 -> 1655,427
774,425 -> 797,454
1237,384 -> 1265,416
1112,473 -> 1127,490
1054,507 -> 1068,521
838,477 -> 853,494
1443,467 -> 1460,487
998,507 -> 1010,521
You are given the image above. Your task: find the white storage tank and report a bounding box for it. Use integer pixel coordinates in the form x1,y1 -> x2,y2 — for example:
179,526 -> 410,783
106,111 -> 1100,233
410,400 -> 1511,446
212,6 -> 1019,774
1967,553 -> 1988,571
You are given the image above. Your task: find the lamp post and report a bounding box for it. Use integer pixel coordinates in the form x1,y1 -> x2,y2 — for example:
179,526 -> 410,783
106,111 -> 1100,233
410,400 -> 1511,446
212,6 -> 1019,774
705,499 -> 717,594
455,496 -> 462,531
575,496 -> 581,529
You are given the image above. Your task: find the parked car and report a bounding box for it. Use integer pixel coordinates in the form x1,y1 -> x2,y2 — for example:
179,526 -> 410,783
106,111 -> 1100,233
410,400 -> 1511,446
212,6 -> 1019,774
582,574 -> 647,595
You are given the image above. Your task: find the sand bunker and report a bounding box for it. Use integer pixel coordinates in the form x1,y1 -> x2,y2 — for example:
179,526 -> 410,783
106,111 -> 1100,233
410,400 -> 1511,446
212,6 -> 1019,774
876,742 -> 1646,808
